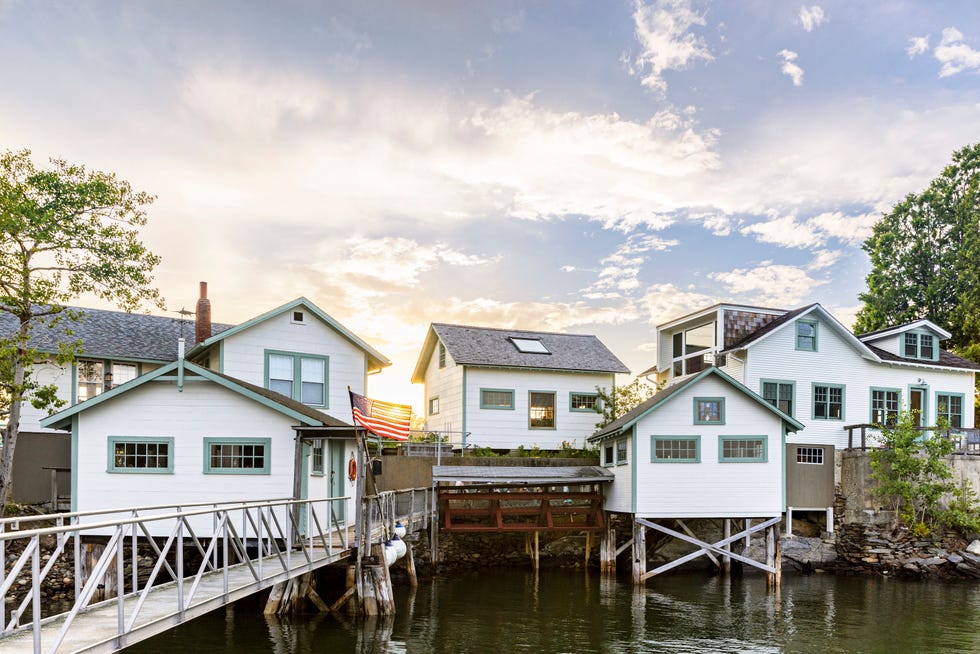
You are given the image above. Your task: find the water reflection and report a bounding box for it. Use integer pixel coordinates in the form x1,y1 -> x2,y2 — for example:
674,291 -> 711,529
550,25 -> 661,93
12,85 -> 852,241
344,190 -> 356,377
129,570 -> 980,654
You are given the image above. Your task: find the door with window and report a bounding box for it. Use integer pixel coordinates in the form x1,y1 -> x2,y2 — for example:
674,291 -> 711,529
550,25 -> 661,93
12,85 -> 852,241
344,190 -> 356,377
909,387 -> 927,427
328,440 -> 347,523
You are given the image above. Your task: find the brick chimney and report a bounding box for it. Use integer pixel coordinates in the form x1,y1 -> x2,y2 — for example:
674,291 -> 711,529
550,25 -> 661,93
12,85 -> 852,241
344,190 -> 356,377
195,281 -> 212,345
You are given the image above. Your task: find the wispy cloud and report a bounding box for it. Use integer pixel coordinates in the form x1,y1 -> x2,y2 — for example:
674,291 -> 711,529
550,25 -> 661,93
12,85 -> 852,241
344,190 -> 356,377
586,233 -> 680,296
934,27 -> 980,77
778,49 -> 804,86
709,263 -> 825,306
626,0 -> 713,92
799,5 -> 827,32
740,211 -> 879,250
907,35 -> 930,58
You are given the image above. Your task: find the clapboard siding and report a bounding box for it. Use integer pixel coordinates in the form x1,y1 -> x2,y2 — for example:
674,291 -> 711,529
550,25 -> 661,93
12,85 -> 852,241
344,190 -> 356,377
463,368 -> 610,450
421,341 -> 464,437
603,428 -> 634,513
219,311 -> 368,422
745,314 -> 975,449
631,375 -> 784,518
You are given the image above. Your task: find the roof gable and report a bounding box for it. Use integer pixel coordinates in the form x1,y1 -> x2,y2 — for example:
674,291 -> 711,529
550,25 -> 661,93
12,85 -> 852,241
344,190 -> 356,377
722,304 -> 880,361
40,359 -> 344,431
188,298 -> 390,372
411,323 -> 629,382
589,366 -> 803,441
857,319 -> 952,343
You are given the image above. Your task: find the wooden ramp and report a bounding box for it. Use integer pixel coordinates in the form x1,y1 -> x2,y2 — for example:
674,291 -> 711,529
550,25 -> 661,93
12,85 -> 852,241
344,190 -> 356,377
1,545 -> 350,654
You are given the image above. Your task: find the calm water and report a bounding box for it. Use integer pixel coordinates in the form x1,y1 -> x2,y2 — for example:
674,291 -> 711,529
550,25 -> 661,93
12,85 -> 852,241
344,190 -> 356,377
130,570 -> 980,653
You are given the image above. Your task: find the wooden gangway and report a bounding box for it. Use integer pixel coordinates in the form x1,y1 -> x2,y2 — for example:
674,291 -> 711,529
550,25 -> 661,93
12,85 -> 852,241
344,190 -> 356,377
0,489 -> 432,653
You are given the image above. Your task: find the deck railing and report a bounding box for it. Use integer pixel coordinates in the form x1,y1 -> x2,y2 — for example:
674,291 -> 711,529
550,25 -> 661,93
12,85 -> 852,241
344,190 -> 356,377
844,424 -> 980,452
0,496 -> 349,653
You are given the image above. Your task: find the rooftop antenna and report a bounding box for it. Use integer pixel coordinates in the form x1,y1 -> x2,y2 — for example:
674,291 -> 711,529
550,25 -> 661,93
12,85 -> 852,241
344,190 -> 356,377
173,307 -> 194,341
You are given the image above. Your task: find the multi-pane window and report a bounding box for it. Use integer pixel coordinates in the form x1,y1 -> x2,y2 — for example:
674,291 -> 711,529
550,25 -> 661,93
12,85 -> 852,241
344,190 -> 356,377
529,392 -> 556,429
796,447 -> 824,465
719,437 -> 766,462
77,361 -> 104,402
694,398 -> 724,424
616,438 -> 628,464
481,389 -> 514,409
311,439 -> 324,474
671,322 -> 715,377
111,363 -> 138,387
429,396 -> 440,415
937,393 -> 964,429
813,384 -> 844,420
762,381 -> 794,416
796,321 -> 817,351
438,343 -> 446,368
205,438 -> 271,474
652,437 -> 700,462
266,351 -> 328,406
904,333 -> 936,360
570,392 -> 600,412
108,437 -> 173,473
871,389 -> 900,426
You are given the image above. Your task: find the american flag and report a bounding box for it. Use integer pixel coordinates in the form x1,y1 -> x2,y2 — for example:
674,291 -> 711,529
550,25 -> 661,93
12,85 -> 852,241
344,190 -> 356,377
349,389 -> 412,441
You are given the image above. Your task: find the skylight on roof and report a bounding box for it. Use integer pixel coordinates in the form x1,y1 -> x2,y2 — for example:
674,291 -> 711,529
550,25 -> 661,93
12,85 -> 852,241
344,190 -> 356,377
510,337 -> 550,354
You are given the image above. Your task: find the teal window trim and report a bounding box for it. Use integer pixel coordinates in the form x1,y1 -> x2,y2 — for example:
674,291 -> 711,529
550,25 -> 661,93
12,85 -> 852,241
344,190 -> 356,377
480,388 -> 515,410
718,435 -> 768,463
569,391 -> 601,413
602,443 -> 615,467
936,392 -> 966,429
311,439 -> 325,477
795,320 -> 818,352
528,390 -> 557,430
264,349 -> 329,408
204,437 -> 272,475
811,382 -> 845,421
651,435 -> 701,463
903,330 -> 939,362
870,387 -> 901,425
693,397 -> 725,425
761,379 -> 796,417
107,436 -> 174,474
428,396 -> 440,416
615,437 -> 629,465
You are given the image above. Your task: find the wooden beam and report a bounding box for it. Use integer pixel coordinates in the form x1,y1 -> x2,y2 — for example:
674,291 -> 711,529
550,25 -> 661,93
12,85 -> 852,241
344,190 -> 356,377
676,519 -> 720,568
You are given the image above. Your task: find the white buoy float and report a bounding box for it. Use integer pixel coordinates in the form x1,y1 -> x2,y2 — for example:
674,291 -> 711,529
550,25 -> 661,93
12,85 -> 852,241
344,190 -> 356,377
383,540 -> 398,567
389,536 -> 407,560
393,521 -> 407,538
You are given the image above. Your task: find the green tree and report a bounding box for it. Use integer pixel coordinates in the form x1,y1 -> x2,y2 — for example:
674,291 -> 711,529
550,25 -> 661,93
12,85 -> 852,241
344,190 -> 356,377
855,143 -> 980,351
594,377 -> 658,430
0,149 -> 163,512
869,411 -> 980,536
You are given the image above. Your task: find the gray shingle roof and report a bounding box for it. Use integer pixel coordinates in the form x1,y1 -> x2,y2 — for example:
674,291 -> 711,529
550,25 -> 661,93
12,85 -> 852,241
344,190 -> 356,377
0,306 -> 232,362
431,465 -> 613,484
431,323 -> 629,374
866,344 -> 980,371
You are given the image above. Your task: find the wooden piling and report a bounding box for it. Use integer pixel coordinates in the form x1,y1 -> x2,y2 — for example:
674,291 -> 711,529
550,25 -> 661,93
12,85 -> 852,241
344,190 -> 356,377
405,541 -> 418,588
600,520 -> 616,575
722,519 -> 731,577
631,519 -> 646,585
766,525 -> 776,590
584,530 -> 592,568
80,541 -> 118,604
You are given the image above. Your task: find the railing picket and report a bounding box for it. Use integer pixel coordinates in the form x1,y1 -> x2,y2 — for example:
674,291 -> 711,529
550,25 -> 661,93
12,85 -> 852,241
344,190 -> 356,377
31,538 -> 40,654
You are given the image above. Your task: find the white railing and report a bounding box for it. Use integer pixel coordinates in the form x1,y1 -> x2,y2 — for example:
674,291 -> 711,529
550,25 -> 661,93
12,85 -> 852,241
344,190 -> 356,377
0,496 -> 349,653
356,487 -> 432,555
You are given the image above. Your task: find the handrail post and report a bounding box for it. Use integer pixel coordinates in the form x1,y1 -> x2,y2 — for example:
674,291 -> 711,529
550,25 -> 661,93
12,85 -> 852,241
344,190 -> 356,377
177,518 -> 185,614
116,527 -> 125,647
222,514 -> 229,599
32,536 -> 41,654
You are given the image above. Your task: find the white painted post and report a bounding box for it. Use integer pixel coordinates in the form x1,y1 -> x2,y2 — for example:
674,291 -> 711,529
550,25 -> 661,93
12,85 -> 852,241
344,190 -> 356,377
786,507 -> 793,536
826,506 -> 834,533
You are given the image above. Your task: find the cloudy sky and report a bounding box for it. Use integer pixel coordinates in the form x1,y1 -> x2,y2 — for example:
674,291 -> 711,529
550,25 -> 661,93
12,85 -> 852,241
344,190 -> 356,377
2,1 -> 979,408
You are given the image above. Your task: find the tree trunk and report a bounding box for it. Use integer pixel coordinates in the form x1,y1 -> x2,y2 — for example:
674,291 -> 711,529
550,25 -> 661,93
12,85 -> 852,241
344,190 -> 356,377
0,318 -> 29,516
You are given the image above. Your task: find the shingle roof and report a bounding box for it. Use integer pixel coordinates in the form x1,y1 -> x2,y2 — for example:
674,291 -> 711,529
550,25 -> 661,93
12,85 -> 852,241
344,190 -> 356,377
431,323 -> 630,374
431,465 -> 613,484
0,306 -> 232,362
866,344 -> 980,371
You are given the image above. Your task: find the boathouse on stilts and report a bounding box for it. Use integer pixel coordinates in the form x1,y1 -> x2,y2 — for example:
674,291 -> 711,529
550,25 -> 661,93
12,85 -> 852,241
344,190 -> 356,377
587,367 -> 804,587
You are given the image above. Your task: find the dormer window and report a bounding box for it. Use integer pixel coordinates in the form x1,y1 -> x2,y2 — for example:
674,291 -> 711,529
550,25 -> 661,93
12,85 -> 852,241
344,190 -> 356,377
904,332 -> 936,360
291,311 -> 305,324
510,337 -> 550,354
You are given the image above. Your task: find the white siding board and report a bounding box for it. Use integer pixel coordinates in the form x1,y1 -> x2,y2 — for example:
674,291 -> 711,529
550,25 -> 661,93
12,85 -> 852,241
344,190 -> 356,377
421,342 -> 464,438
463,368 -> 611,450
631,376 -> 784,518
745,315 -> 975,449
603,430 -> 634,513
218,312 -> 369,423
